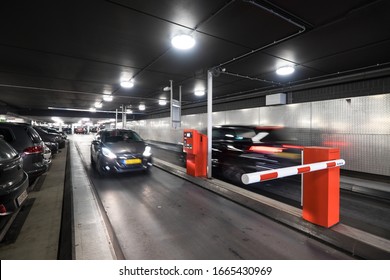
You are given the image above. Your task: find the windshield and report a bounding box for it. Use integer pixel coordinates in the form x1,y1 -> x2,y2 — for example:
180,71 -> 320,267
213,128 -> 256,140
101,130 -> 143,143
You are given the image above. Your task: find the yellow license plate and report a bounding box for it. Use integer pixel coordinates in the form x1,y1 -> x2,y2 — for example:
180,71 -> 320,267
125,158 -> 142,165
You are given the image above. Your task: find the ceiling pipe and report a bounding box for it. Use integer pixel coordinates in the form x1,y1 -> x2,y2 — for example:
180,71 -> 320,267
214,0 -> 307,70
0,83 -> 170,102
193,66 -> 390,107
220,69 -> 283,86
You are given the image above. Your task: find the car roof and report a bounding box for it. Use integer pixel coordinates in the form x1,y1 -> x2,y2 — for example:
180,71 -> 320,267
214,125 -> 282,130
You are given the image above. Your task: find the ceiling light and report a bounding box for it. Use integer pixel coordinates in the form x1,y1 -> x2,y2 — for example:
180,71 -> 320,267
126,109 -> 133,114
103,95 -> 113,102
139,104 -> 146,111
89,107 -> 96,112
158,99 -> 167,105
120,80 -> 134,88
171,34 -> 195,50
163,86 -> 171,91
276,66 -> 295,76
51,117 -> 63,123
95,102 -> 102,108
194,89 -> 205,96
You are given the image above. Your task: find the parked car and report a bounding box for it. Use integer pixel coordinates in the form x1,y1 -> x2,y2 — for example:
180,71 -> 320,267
74,126 -> 87,134
40,127 -> 67,140
91,129 -> 152,176
0,123 -> 47,184
33,126 -> 64,151
0,137 -> 29,217
211,125 -> 302,183
62,127 -> 72,135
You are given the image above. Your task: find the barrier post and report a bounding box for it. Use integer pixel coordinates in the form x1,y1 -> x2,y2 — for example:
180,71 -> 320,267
302,147 -> 340,228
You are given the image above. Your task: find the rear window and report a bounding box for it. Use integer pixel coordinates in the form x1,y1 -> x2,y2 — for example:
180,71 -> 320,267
27,127 -> 42,143
0,140 -> 18,161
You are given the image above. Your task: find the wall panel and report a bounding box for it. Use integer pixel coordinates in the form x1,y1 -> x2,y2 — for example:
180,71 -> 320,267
126,93 -> 390,176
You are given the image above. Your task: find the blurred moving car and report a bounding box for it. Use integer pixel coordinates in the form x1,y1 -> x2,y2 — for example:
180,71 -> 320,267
91,129 -> 152,176
0,137 -> 29,216
212,125 -> 302,183
0,123 -> 47,184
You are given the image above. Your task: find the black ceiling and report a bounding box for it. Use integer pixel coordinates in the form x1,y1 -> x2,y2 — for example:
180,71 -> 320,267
1,0 -> 390,123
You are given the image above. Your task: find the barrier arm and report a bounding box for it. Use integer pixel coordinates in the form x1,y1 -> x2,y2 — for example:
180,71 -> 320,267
241,159 -> 345,185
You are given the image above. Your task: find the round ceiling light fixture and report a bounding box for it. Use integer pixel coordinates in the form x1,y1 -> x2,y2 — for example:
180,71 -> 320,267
103,95 -> 113,102
171,34 -> 195,50
276,65 -> 295,76
139,104 -> 146,111
158,99 -> 167,106
120,80 -> 134,88
194,89 -> 205,96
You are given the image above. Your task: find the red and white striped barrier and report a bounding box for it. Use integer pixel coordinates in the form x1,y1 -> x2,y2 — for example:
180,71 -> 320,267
241,159 -> 345,185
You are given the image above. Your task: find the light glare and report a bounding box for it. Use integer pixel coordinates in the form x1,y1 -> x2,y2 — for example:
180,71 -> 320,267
171,34 -> 195,50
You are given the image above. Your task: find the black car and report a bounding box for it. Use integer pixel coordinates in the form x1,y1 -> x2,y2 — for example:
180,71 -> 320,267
34,127 -> 66,149
91,129 -> 153,176
0,123 -> 47,183
212,125 -> 302,183
33,127 -> 62,152
0,138 -> 29,217
42,127 -> 67,140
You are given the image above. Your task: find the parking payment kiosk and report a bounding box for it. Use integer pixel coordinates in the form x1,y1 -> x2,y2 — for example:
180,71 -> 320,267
183,129 -> 208,177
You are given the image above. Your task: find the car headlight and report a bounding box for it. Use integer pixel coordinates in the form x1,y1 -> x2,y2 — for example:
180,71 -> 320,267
102,147 -> 117,159
143,146 -> 152,157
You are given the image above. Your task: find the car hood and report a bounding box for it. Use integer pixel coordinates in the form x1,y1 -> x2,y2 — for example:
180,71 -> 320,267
104,141 -> 146,154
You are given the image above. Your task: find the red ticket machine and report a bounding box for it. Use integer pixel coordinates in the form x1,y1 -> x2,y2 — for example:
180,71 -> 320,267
183,129 -> 208,177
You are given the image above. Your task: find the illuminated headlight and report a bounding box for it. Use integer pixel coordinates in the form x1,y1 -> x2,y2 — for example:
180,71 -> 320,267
102,147 -> 117,159
143,146 -> 152,157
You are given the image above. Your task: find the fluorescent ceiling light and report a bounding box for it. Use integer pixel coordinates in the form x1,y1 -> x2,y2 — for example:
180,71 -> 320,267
120,80 -> 134,88
194,89 -> 205,96
171,34 -> 195,50
89,107 -> 96,112
51,117 -> 63,123
139,104 -> 146,111
158,99 -> 167,105
276,66 -> 295,76
103,95 -> 113,102
126,109 -> 133,114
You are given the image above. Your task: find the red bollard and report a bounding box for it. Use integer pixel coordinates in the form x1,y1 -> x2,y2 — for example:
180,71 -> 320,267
302,147 -> 340,228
